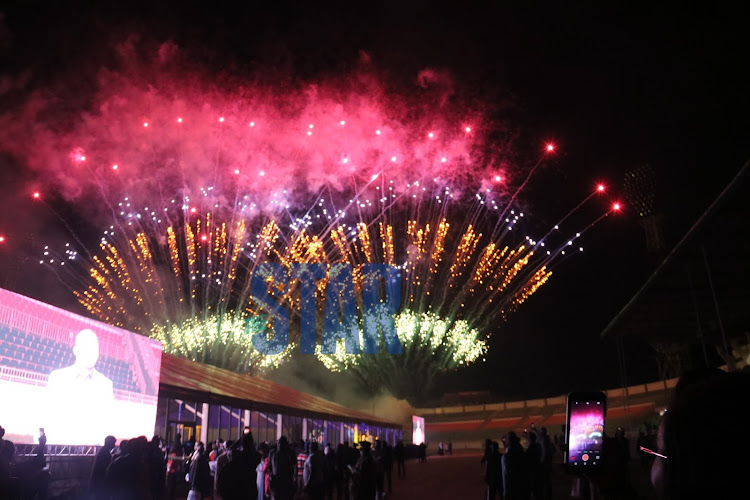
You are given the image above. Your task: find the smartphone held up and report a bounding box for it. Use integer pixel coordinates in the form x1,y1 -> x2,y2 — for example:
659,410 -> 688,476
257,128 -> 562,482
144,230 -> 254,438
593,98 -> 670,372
565,391 -> 606,470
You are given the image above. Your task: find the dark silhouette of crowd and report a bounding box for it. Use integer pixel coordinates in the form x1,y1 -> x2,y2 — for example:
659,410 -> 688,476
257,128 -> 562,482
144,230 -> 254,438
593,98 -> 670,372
0,427 -> 408,500
482,427 -> 557,500
0,426 -> 50,499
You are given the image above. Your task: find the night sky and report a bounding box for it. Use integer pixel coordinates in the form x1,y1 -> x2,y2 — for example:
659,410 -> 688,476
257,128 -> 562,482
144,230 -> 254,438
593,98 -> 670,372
1,1 -> 749,402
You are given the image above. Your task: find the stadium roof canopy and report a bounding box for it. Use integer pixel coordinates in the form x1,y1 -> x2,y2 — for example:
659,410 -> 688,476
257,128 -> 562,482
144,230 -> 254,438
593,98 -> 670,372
159,353 -> 398,428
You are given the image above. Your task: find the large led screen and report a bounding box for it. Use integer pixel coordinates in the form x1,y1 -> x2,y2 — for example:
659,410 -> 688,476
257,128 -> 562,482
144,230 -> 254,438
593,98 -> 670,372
412,415 -> 425,445
0,288 -> 162,445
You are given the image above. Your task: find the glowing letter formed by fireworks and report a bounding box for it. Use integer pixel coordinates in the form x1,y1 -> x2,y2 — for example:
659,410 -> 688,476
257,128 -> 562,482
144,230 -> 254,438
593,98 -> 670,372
251,263 -> 290,355
361,264 -> 402,355
321,263 -> 360,354
251,262 -> 402,355
290,263 -> 327,354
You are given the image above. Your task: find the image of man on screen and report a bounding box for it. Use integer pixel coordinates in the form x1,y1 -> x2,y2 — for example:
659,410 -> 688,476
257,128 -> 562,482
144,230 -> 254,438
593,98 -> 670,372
413,419 -> 424,445
44,329 -> 115,445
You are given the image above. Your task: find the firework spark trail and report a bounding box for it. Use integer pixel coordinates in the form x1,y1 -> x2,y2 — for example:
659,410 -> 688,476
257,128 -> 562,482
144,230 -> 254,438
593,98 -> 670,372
533,184 -> 606,248
534,203 -> 622,272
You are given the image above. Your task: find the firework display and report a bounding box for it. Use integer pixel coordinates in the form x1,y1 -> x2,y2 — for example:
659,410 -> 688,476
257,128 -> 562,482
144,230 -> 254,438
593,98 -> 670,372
23,58 -> 618,389
150,312 -> 294,374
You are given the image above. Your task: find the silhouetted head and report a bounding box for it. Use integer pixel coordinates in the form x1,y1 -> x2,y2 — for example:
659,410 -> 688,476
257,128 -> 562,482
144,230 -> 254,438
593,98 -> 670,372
104,435 -> 116,449
73,329 -> 100,369
310,442 -> 319,453
359,441 -> 371,454
242,431 -> 254,451
278,436 -> 288,449
507,431 -> 520,446
651,371 -> 750,499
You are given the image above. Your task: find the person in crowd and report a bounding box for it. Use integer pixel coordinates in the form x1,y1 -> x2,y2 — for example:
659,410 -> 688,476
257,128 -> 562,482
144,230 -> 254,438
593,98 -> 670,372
188,442 -> 212,500
382,441 -> 393,495
184,436 -> 196,459
481,438 -> 492,477
324,442 -> 337,500
106,436 -> 153,500
295,440 -> 308,497
352,441 -> 375,500
170,433 -> 182,456
263,445 -> 272,500
214,439 -> 233,500
484,441 -> 502,500
393,440 -> 405,480
89,435 -> 116,500
15,431 -> 50,499
217,432 -> 260,500
335,443 -> 350,500
650,370 -> 750,499
257,443 -> 269,500
148,436 -> 165,500
502,431 -> 529,500
303,441 -> 326,500
607,427 -> 633,499
373,441 -> 385,499
525,431 -> 543,500
0,438 -> 20,498
346,442 -> 359,473
166,438 -> 184,500
417,442 -> 427,463
268,436 -> 296,500
538,427 -> 554,500
447,440 -> 452,456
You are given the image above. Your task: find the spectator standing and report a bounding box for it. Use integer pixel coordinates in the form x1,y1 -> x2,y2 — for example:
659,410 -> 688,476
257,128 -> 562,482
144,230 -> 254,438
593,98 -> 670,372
394,440 -> 406,479
296,440 -> 308,498
525,432 -> 543,500
188,442 -> 212,500
352,441 -> 376,500
502,432 -> 529,500
484,441 -> 502,500
538,427 -> 555,500
90,435 -> 116,500
304,441 -> 326,500
268,436 -> 296,500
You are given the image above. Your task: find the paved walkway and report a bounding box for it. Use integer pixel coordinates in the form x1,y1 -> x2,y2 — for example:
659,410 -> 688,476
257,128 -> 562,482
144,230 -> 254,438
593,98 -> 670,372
385,453 -> 487,499
382,452 -> 656,499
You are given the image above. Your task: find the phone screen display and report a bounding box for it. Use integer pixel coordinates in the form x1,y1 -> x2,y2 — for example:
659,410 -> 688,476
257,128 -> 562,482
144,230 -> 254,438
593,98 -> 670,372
568,400 -> 604,466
